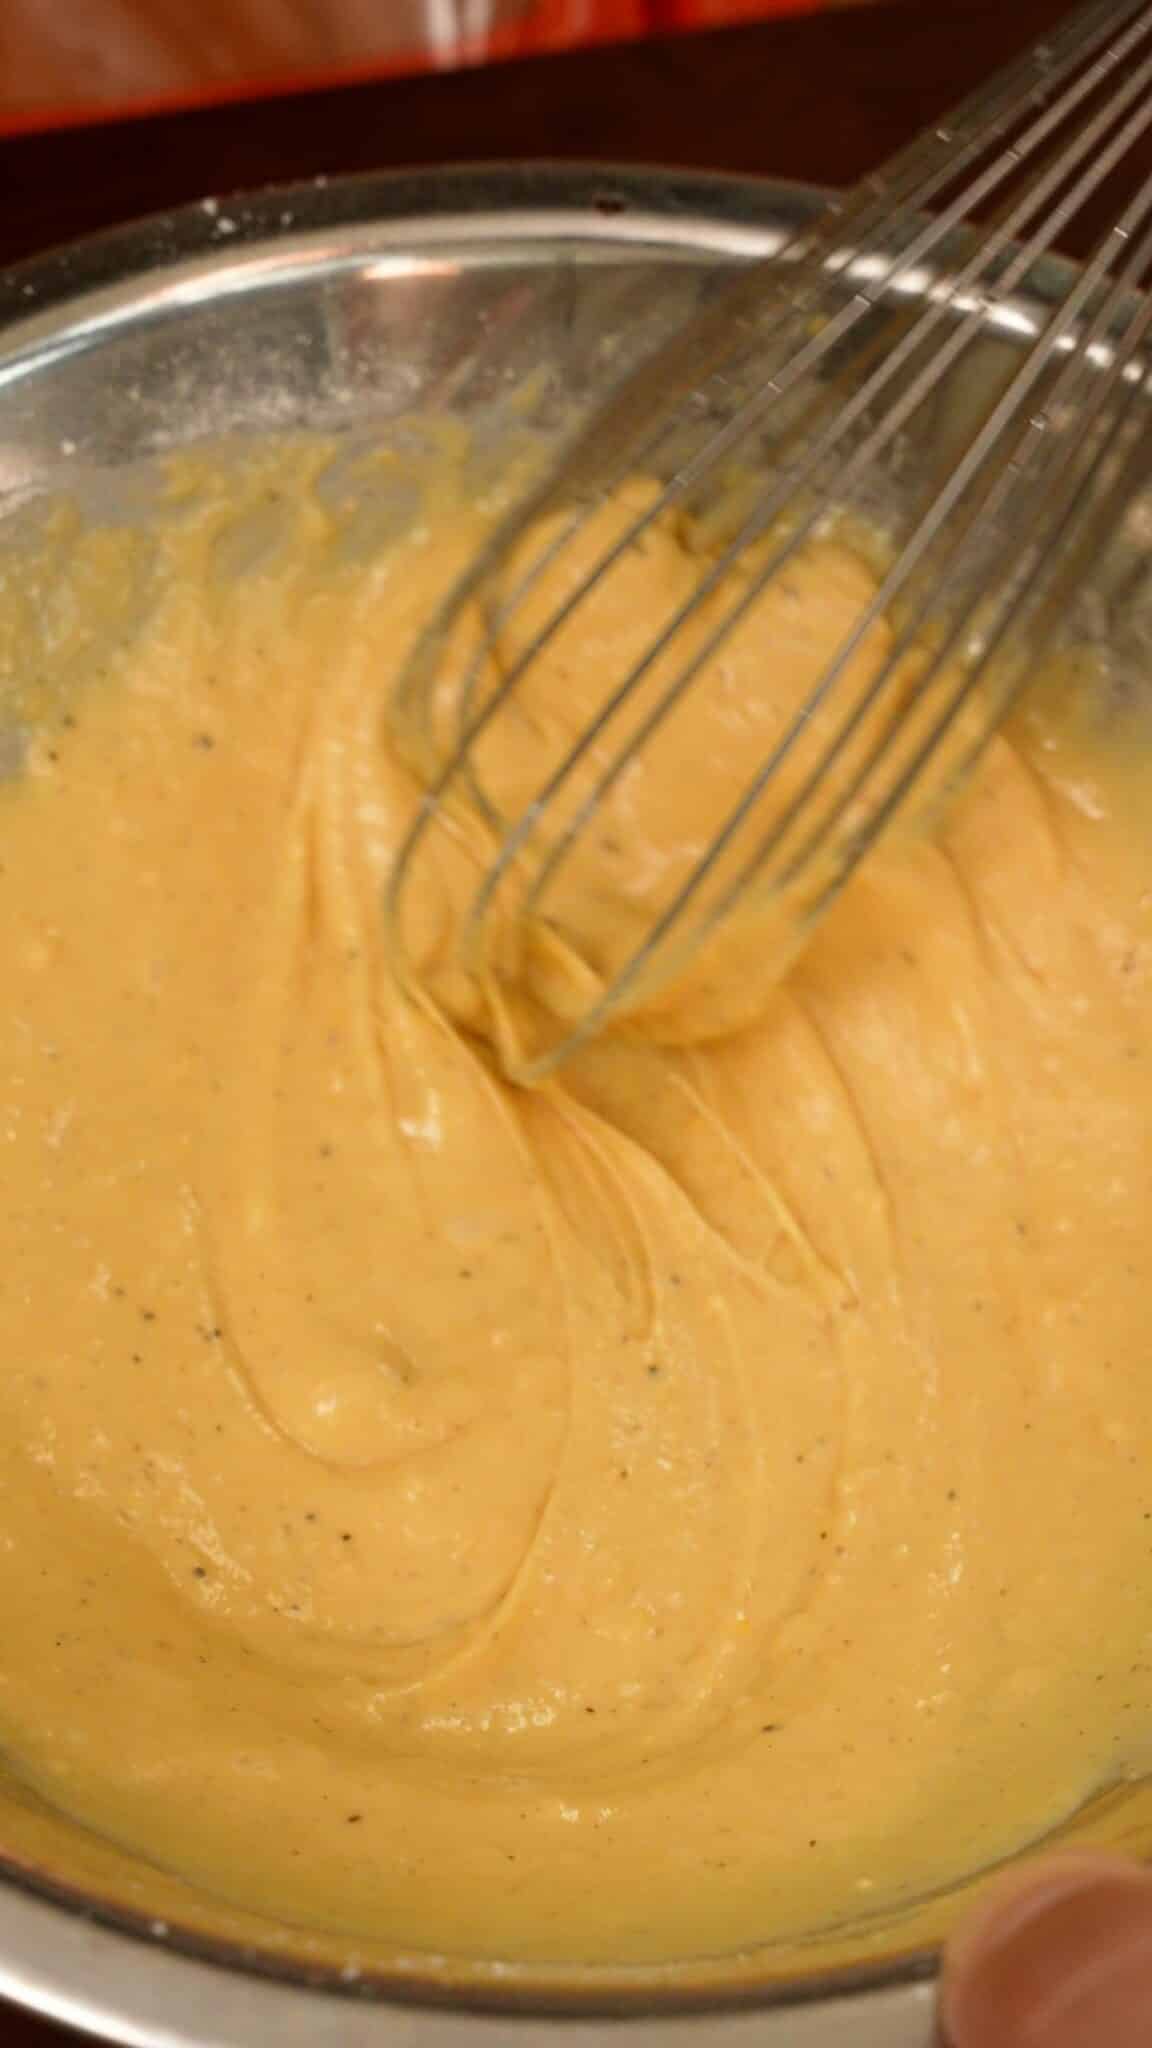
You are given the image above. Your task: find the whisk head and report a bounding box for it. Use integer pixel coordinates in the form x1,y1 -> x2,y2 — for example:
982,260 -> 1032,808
386,0 -> 1152,1082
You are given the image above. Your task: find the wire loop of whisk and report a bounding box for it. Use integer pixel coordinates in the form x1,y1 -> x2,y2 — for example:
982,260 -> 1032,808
385,0 -> 1152,1081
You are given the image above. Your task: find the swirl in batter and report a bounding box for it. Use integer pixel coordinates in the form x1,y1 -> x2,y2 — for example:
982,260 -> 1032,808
0,446 -> 1147,1964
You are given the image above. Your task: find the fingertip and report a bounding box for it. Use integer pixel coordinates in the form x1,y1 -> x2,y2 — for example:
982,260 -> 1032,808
941,1851 -> 1152,2048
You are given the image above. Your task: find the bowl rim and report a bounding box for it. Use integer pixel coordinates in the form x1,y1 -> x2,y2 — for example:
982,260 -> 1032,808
0,155 -> 1093,2045
0,158 -> 820,338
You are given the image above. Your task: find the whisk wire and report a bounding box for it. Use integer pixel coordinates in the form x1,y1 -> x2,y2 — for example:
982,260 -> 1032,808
547,166 -> 1152,1029
386,0 -> 1152,1077
392,0 -> 1152,774
455,0 -> 1152,713
492,53 -> 1152,955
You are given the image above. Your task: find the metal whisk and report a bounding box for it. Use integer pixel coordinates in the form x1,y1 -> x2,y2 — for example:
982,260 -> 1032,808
386,0 -> 1152,1081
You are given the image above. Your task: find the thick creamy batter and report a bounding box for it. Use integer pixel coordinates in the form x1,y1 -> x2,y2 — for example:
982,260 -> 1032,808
0,446 -> 1148,1966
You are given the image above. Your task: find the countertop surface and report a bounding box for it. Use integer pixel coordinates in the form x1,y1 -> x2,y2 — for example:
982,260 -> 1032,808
0,0 -> 1107,2038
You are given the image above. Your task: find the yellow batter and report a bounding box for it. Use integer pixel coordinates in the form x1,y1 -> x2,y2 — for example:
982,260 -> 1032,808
0,444 -> 1148,1966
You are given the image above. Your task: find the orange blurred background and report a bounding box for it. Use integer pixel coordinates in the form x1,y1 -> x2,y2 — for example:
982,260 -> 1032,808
1,0 -> 875,134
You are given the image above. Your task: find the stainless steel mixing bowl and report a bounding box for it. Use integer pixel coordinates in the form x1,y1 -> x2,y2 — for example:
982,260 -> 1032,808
1,162 -> 1149,2048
